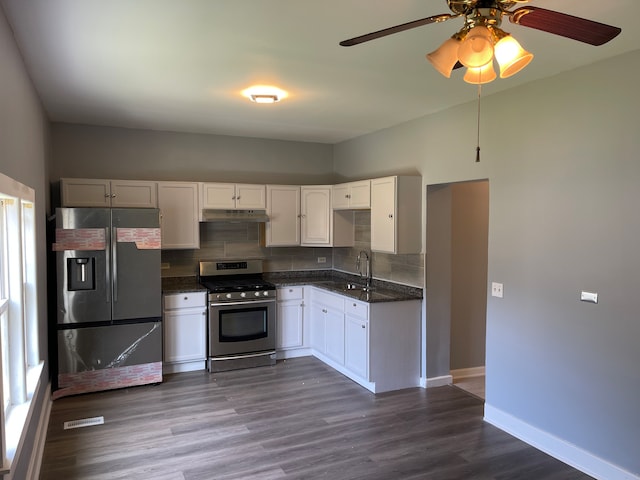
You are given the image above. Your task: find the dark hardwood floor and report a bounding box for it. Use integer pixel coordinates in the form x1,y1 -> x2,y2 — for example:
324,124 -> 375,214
40,357 -> 592,479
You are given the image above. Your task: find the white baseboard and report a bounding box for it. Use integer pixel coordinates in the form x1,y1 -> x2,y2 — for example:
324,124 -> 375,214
26,382 -> 51,480
451,366 -> 485,380
484,403 -> 639,480
423,375 -> 452,388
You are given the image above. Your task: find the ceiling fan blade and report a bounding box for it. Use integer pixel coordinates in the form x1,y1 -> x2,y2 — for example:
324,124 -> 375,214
340,13 -> 457,47
509,6 -> 621,46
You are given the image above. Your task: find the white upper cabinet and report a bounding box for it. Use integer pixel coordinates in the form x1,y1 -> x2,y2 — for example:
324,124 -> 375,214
370,176 -> 421,254
61,178 -> 157,208
265,185 -> 301,246
332,180 -> 371,210
301,186 -> 332,246
200,182 -> 266,210
157,182 -> 200,250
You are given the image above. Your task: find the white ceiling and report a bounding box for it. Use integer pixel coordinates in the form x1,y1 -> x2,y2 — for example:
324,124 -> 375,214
1,0 -> 637,144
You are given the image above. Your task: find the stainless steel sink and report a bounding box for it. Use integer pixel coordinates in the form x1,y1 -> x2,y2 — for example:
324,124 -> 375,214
342,283 -> 374,292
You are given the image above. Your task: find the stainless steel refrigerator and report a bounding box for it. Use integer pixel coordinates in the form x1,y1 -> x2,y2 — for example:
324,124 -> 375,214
53,207 -> 162,399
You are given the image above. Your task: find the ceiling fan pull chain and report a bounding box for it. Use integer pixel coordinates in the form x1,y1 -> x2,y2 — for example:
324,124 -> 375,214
475,83 -> 482,163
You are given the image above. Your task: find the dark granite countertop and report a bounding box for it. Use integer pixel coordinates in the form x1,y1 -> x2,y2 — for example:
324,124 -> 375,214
265,270 -> 422,303
161,276 -> 207,294
162,271 -> 422,304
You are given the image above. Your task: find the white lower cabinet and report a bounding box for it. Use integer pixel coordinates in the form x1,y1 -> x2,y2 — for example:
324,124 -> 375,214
163,291 -> 207,373
276,287 -> 310,359
345,306 -> 369,380
309,286 -> 420,393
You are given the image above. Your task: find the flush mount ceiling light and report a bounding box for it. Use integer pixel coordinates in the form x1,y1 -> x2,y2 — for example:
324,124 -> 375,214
242,86 -> 287,104
340,0 -> 621,84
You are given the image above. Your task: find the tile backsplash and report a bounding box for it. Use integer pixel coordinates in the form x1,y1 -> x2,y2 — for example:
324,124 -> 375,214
161,210 -> 424,287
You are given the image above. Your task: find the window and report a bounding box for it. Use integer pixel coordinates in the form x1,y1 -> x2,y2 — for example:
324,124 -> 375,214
0,172 -> 42,472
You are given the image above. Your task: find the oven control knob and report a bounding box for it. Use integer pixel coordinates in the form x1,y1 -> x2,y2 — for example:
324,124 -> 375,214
263,291 -> 269,297
225,293 -> 232,299
240,292 -> 246,298
254,291 -> 261,297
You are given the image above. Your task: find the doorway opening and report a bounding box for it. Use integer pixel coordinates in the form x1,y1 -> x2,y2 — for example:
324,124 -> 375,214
425,180 -> 489,400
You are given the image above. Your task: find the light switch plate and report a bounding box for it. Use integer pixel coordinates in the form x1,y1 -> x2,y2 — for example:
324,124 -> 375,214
491,282 -> 503,298
580,291 -> 598,304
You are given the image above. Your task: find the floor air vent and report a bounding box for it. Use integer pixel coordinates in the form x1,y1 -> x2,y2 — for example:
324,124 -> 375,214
63,416 -> 105,430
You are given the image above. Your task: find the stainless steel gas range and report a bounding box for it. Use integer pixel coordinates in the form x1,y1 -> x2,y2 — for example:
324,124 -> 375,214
199,260 -> 276,372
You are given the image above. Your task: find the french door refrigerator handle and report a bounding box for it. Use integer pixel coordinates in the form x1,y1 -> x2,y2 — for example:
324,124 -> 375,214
105,226 -> 112,304
112,226 -> 118,303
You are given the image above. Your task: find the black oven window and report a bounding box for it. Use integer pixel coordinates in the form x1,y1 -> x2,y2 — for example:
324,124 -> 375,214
219,307 -> 268,342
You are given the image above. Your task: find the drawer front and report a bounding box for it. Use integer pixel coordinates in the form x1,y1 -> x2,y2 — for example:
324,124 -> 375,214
277,286 -> 304,301
164,291 -> 207,310
311,288 -> 344,311
345,299 -> 369,319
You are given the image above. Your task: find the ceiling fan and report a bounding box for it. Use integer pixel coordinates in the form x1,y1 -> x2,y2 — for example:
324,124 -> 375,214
340,0 -> 622,84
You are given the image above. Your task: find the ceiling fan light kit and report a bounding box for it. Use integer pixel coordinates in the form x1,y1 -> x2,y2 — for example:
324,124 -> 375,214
341,0 -> 621,84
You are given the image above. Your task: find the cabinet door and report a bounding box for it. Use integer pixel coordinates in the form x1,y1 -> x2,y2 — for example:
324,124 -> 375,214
348,180 -> 371,209
324,307 -> 345,365
158,182 -> 200,249
235,184 -> 266,209
201,183 -> 236,209
163,308 -> 207,363
370,176 -> 396,253
61,178 -> 111,207
301,186 -> 332,246
277,299 -> 304,349
310,302 -> 326,353
266,185 -> 300,246
332,184 -> 350,210
110,180 -> 157,208
345,314 -> 368,380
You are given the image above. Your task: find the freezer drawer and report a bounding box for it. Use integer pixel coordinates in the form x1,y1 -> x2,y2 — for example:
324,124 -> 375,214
58,321 -> 162,374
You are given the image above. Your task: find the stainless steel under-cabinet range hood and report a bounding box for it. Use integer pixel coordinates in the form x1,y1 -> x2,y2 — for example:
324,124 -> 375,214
201,209 -> 269,223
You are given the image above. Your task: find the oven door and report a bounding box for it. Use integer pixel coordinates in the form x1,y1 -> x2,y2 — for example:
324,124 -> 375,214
208,299 -> 276,357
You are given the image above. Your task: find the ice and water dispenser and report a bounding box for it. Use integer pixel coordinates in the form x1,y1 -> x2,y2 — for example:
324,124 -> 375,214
67,257 -> 95,291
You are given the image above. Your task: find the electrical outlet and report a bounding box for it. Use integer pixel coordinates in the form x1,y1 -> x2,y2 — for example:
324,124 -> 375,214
161,262 -> 170,270
317,257 -> 326,264
491,282 -> 503,298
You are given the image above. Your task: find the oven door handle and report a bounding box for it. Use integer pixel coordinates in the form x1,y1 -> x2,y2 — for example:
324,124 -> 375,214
209,299 -> 276,308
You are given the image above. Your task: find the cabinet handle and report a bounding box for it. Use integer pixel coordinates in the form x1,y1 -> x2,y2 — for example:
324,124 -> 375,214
104,193 -> 110,198
289,289 -> 293,292
202,312 -> 206,316
111,194 -> 116,198
184,296 -> 188,300
388,214 -> 393,218
232,195 -> 236,200
361,324 -> 366,329
236,196 -> 241,200
322,308 -> 327,313
353,303 -> 356,307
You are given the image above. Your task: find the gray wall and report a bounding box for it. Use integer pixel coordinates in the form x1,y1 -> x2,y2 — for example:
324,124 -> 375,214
0,6 -> 50,478
450,181 -> 488,370
334,50 -> 640,475
50,123 -> 335,185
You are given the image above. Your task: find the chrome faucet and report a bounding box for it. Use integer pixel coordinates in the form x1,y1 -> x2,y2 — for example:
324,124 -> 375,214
356,250 -> 372,290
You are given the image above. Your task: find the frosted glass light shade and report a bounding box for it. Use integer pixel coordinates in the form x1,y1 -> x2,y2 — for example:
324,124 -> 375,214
426,37 -> 461,78
458,26 -> 494,68
464,62 -> 497,84
494,35 -> 533,78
